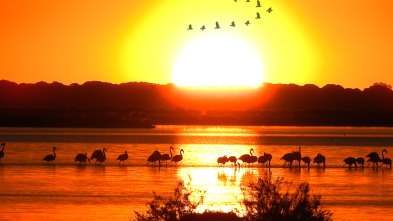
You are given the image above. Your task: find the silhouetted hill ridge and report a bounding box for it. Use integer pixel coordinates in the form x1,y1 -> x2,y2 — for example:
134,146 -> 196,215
1,80 -> 392,127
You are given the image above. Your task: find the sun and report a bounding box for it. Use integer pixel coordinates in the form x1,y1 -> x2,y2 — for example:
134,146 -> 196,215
173,34 -> 264,87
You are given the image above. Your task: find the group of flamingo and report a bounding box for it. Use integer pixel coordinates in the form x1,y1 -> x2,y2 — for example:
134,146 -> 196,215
344,149 -> 392,169
217,148 -> 273,168
217,147 -> 326,169
146,146 -> 185,167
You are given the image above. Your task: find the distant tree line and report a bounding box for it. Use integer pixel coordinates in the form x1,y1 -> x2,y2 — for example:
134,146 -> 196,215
1,80 -> 393,127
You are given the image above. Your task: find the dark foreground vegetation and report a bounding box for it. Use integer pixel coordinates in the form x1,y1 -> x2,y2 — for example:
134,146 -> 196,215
1,80 -> 393,127
132,173 -> 333,221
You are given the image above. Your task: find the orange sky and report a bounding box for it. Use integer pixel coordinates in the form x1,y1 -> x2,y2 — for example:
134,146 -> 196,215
0,0 -> 392,89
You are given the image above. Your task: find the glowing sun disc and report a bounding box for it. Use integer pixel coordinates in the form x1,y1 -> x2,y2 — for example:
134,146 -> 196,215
173,34 -> 264,87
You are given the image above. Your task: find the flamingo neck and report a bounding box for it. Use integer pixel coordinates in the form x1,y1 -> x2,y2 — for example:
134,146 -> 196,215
170,148 -> 172,158
53,149 -> 56,157
1,144 -> 4,151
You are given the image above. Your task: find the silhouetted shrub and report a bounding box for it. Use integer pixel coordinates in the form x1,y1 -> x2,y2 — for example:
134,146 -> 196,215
241,173 -> 333,221
133,181 -> 205,221
132,174 -> 333,221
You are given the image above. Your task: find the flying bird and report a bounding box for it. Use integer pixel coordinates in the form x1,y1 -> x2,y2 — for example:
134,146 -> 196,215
256,12 -> 261,19
267,7 -> 273,13
256,0 -> 261,7
187,24 -> 193,30
230,21 -> 236,27
200,25 -> 206,31
215,21 -> 220,29
245,20 -> 250,26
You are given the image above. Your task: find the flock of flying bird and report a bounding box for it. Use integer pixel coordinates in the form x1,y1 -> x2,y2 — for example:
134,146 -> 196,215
0,142 -> 391,169
187,0 -> 273,31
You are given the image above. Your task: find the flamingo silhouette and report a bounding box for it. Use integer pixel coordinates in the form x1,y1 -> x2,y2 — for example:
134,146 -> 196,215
171,149 -> 184,166
301,156 -> 311,170
343,157 -> 357,169
0,143 -> 5,162
256,12 -> 261,19
313,153 -> 326,168
91,148 -> 106,164
75,153 -> 90,164
381,149 -> 392,169
258,152 -> 272,168
256,0 -> 261,7
228,156 -> 238,167
356,157 -> 365,169
366,150 -> 382,168
147,151 -> 162,167
217,155 -> 229,167
291,146 -> 302,169
117,150 -> 129,165
43,147 -> 56,164
161,146 -> 174,167
239,148 -> 254,167
281,153 -> 294,168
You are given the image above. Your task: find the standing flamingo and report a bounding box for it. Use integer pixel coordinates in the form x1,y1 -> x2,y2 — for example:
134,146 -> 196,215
147,151 -> 162,167
43,147 -> 56,164
75,153 -> 90,164
301,156 -> 311,170
217,155 -> 229,167
356,157 -> 365,169
228,156 -> 239,167
366,150 -> 382,168
258,152 -> 272,168
313,153 -> 326,168
239,148 -> 254,167
291,146 -> 302,168
281,153 -> 294,168
343,157 -> 357,169
91,148 -> 106,164
171,149 -> 184,166
161,146 -> 174,167
381,149 -> 392,169
0,143 -> 5,162
117,150 -> 129,165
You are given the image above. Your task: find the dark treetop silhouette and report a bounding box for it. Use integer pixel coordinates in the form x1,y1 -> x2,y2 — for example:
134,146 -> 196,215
1,80 -> 393,127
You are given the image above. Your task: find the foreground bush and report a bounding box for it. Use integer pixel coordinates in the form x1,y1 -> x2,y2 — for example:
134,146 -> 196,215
242,173 -> 332,221
133,174 -> 333,221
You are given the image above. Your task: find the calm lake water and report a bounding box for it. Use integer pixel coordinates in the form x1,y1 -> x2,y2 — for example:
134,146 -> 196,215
0,125 -> 393,220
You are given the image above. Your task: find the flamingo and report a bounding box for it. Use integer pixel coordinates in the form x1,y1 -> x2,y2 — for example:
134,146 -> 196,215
75,153 -> 90,164
43,147 -> 56,164
291,146 -> 302,168
217,155 -> 229,167
366,150 -> 382,168
96,148 -> 106,164
91,148 -> 106,164
117,150 -> 129,165
343,157 -> 357,169
161,146 -> 174,167
228,156 -> 239,167
281,153 -> 293,168
301,156 -> 311,170
147,151 -> 162,167
171,149 -> 184,166
0,143 -> 5,162
356,157 -> 365,169
381,149 -> 392,169
313,153 -> 326,168
258,152 -> 272,168
239,148 -> 254,167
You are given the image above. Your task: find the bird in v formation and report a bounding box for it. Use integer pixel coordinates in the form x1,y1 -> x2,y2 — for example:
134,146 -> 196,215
187,0 -> 273,31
